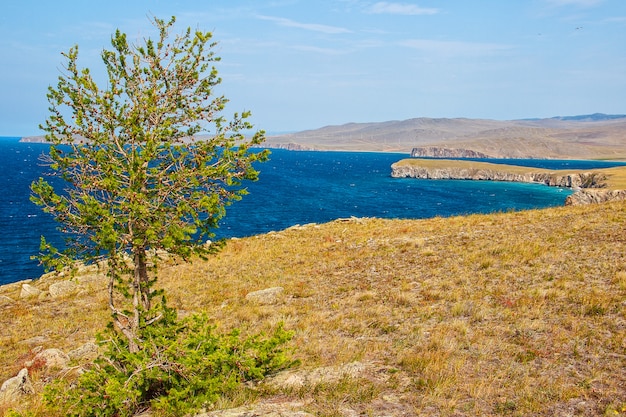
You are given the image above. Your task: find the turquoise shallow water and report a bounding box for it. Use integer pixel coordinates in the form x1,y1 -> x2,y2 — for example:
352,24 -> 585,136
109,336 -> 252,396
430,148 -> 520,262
2,137 -> 625,285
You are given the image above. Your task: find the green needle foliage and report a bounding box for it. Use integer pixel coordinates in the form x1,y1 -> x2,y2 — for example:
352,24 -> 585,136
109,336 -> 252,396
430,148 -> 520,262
27,16 -> 295,416
43,306 -> 296,417
30,16 -> 269,353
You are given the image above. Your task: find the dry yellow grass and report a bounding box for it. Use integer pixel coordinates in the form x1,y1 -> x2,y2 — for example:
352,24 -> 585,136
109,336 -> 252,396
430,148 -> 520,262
394,158 -> 557,174
602,166 -> 626,189
1,201 -> 626,416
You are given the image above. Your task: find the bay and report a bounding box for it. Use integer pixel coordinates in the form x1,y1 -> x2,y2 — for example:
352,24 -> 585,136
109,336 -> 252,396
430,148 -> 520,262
1,137 -> 624,286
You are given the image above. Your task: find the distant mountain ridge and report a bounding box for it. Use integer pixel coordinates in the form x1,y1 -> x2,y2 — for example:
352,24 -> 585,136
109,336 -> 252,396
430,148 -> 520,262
518,113 -> 626,122
266,114 -> 626,159
19,114 -> 626,160
550,113 -> 626,122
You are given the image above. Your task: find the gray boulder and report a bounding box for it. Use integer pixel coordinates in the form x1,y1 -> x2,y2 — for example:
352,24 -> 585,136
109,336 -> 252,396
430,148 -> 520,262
27,348 -> 70,370
48,280 -> 78,298
68,342 -> 99,361
245,287 -> 285,305
267,362 -> 368,390
19,283 -> 42,299
197,403 -> 313,417
0,368 -> 34,403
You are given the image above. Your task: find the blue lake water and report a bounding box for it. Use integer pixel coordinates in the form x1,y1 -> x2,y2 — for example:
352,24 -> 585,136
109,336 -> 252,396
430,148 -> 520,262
2,136 -> 625,286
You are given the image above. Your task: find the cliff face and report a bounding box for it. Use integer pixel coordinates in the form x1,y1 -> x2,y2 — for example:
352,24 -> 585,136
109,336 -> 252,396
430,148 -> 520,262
390,164 -> 606,188
258,142 -> 318,151
390,163 -> 626,205
565,189 -> 626,205
410,147 -> 492,158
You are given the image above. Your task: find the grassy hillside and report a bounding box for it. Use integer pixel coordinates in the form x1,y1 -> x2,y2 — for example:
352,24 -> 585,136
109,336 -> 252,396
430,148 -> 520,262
265,116 -> 626,159
1,202 -> 626,416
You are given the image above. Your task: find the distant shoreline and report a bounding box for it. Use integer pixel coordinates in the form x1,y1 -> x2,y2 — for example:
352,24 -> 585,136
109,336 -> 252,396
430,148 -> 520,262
391,158 -> 626,205
17,136 -> 626,163
16,111 -> 626,161
18,136 -> 46,143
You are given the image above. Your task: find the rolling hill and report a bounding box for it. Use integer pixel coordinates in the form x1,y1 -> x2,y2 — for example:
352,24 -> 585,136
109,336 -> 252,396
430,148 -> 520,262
265,114 -> 626,159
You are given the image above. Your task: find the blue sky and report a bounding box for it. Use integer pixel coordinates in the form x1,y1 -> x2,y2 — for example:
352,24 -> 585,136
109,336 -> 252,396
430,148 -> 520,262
0,0 -> 624,136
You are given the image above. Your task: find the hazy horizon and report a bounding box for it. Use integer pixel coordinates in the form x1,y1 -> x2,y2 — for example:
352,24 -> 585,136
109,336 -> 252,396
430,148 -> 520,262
1,0 -> 625,136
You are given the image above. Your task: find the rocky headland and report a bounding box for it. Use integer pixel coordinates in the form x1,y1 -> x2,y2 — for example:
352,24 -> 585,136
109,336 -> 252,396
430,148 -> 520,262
390,162 -> 607,188
260,142 -> 317,151
410,147 -> 493,158
390,159 -> 626,206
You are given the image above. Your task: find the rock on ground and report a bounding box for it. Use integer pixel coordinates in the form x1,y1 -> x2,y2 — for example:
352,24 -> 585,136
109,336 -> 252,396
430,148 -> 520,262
267,362 -> 368,390
26,348 -> 70,370
0,295 -> 13,305
565,189 -> 626,205
48,280 -> 78,298
196,401 -> 314,417
68,341 -> 99,361
0,368 -> 34,404
245,287 -> 285,305
19,283 -> 42,299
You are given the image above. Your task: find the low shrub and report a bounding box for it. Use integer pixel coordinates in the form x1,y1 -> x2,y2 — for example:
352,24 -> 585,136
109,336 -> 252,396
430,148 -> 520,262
43,302 -> 296,417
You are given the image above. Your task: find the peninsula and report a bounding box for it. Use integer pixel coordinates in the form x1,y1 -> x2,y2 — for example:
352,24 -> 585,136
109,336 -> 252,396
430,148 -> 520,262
391,158 -> 626,205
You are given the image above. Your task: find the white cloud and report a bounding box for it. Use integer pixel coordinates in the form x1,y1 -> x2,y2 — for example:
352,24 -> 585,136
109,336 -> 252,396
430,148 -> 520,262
257,15 -> 352,34
366,2 -> 439,15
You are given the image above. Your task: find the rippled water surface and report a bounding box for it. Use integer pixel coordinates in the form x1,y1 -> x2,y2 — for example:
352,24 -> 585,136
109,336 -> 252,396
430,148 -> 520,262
3,137 -> 624,285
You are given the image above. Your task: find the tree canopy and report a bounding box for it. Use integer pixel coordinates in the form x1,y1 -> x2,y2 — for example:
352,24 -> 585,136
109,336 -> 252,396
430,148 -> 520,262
31,16 -> 268,351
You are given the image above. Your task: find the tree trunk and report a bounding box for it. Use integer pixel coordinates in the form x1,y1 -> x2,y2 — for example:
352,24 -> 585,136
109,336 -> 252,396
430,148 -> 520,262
105,248 -> 153,354
134,248 -> 151,312
108,255 -> 140,353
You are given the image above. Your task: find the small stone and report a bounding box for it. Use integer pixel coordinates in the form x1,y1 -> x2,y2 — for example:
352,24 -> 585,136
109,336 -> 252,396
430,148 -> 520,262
245,287 -> 284,305
198,403 -> 314,417
31,348 -> 70,370
75,273 -> 106,286
0,295 -> 14,305
268,361 -> 367,390
0,368 -> 34,403
48,280 -> 78,298
20,283 -> 42,299
68,342 -> 99,361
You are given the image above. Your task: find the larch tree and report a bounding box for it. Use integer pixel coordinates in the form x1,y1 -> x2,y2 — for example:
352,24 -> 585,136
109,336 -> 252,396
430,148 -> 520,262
31,16 -> 268,353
